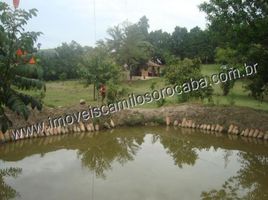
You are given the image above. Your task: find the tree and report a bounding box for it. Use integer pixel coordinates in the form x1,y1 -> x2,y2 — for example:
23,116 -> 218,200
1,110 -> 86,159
164,58 -> 213,102
171,26 -> 188,59
148,29 -> 172,64
0,2 -> 45,132
120,23 -> 153,80
37,49 -> 59,80
215,47 -> 239,96
55,41 -> 84,79
38,43 -> 90,81
106,17 -> 153,80
106,25 -> 124,64
183,27 -> 215,63
137,15 -> 149,39
199,0 -> 268,99
79,46 -> 120,101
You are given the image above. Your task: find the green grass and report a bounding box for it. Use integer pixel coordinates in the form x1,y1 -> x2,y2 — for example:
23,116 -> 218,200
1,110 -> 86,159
43,80 -> 95,107
19,64 -> 268,111
19,80 -> 95,108
201,63 -> 221,76
201,64 -> 268,110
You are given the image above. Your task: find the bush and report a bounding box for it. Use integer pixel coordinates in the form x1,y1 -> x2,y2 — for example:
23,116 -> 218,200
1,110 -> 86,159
150,81 -> 166,107
227,93 -> 236,106
165,58 -> 213,102
106,83 -> 128,105
156,98 -> 166,107
59,72 -> 67,81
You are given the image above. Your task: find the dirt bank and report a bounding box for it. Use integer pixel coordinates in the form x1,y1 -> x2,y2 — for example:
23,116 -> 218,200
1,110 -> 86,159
6,103 -> 268,132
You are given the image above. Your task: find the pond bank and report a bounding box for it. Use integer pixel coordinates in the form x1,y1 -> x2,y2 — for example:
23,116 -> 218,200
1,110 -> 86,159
1,104 -> 268,144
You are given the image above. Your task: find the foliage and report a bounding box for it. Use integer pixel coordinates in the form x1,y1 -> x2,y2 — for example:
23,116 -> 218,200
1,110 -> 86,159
106,17 -> 153,80
220,65 -> 236,96
55,41 -> 84,79
227,92 -> 236,106
106,83 -> 128,105
171,26 -> 188,59
245,44 -> 268,100
164,58 -> 201,85
199,0 -> 268,99
79,47 -> 120,86
165,58 -> 213,102
79,46 -> 120,100
185,28 -> 215,63
148,29 -> 172,64
150,81 -> 166,107
59,72 -> 67,81
169,26 -> 215,63
38,41 -> 85,80
215,47 -> 238,65
0,2 -> 45,132
215,47 -> 238,96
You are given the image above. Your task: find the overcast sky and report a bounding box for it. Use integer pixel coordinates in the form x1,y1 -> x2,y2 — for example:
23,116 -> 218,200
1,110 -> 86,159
3,0 -> 208,49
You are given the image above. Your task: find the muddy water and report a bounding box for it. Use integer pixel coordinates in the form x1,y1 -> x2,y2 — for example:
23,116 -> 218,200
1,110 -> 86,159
0,127 -> 268,200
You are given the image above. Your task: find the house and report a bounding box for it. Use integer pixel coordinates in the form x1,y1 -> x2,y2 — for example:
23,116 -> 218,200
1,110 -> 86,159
124,60 -> 164,80
140,60 -> 163,79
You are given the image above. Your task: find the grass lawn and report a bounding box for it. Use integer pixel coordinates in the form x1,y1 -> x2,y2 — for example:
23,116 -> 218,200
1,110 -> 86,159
19,64 -> 268,111
202,64 -> 268,110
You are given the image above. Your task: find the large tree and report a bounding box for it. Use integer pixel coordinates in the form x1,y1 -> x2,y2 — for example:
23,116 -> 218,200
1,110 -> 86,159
183,27 -> 215,63
171,26 -> 188,59
38,41 -> 88,81
199,0 -> 268,99
55,41 -> 84,79
148,29 -> 172,64
0,2 -> 45,132
106,17 -> 153,80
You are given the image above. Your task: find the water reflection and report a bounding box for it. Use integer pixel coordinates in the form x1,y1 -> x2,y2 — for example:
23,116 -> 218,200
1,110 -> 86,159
201,153 -> 268,200
159,134 -> 198,168
0,127 -> 267,200
77,130 -> 145,178
0,167 -> 22,200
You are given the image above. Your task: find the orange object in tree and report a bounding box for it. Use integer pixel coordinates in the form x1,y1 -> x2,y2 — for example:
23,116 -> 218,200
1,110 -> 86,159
100,84 -> 106,104
13,0 -> 20,9
100,84 -> 106,96
16,48 -> 23,57
29,57 -> 36,65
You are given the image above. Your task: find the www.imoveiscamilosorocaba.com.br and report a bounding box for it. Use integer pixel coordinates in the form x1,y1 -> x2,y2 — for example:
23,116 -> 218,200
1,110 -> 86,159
11,63 -> 258,139
87,63 -> 258,116
47,63 -> 258,126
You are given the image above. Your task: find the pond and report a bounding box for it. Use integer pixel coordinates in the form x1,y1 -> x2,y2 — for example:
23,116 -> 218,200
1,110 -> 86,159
0,127 -> 268,200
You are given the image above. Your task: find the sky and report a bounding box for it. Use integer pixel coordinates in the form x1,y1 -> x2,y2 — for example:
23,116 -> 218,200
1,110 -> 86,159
3,0 -> 208,49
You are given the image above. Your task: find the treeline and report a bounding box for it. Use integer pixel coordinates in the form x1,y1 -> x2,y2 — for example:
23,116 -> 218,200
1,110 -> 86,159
1,0 -> 267,132
38,0 -> 268,101
37,41 -> 87,80
37,17 -> 215,81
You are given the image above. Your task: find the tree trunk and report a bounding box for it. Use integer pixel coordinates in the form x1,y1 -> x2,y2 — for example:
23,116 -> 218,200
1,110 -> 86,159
129,65 -> 133,81
93,83 -> 96,101
129,71 -> 132,81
